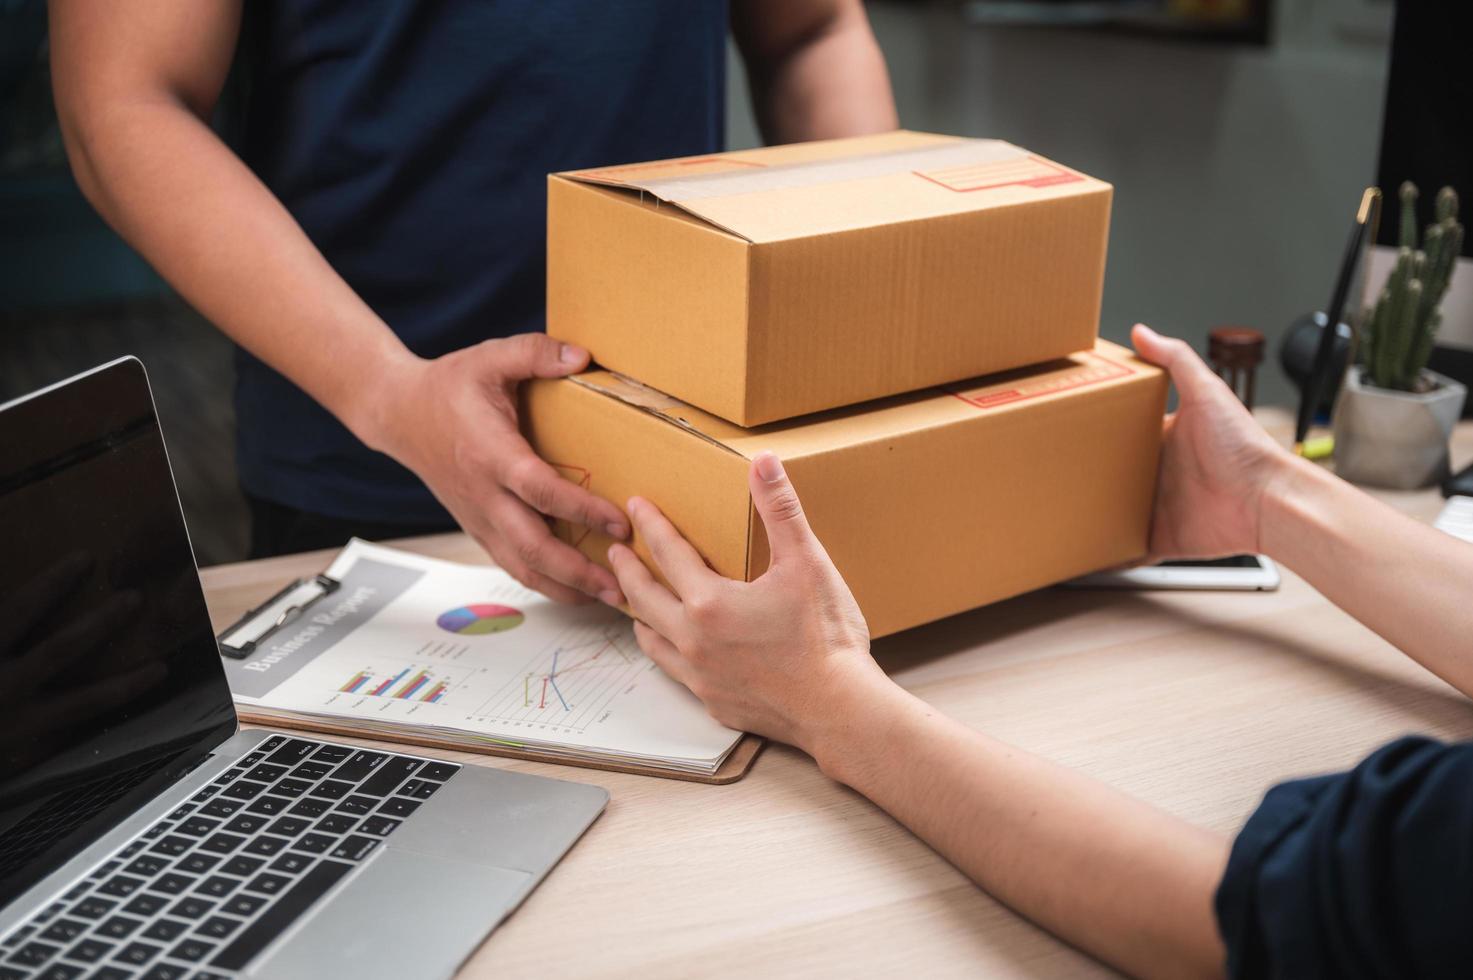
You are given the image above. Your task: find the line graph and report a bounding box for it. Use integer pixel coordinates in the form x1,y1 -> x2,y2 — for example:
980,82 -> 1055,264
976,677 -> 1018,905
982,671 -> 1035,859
470,624 -> 649,733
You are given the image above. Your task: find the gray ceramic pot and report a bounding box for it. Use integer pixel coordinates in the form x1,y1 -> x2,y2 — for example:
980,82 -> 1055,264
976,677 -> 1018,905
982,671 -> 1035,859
1332,366 -> 1467,489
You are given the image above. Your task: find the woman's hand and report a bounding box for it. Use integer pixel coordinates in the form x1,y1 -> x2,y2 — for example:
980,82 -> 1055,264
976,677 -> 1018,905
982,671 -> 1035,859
607,452 -> 884,757
1131,323 -> 1290,559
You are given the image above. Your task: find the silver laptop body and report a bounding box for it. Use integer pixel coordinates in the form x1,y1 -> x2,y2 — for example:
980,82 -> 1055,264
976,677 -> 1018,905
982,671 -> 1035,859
0,359 -> 607,979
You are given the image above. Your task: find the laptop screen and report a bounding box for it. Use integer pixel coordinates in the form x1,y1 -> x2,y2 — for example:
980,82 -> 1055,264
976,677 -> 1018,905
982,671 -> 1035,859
0,359 -> 237,907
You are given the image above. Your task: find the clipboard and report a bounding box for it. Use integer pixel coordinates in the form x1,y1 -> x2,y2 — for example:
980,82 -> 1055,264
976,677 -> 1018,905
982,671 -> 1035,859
219,575 -> 765,785
232,708 -> 765,785
218,574 -> 341,658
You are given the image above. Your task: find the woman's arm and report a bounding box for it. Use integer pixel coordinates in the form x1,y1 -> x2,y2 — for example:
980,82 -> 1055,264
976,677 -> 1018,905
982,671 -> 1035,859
1132,325 -> 1473,698
609,458 -> 1228,980
1263,463 -> 1473,694
826,685 -> 1228,980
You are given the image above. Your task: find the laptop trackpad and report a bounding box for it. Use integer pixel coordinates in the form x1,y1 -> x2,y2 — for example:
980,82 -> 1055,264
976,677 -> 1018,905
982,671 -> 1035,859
247,849 -> 532,980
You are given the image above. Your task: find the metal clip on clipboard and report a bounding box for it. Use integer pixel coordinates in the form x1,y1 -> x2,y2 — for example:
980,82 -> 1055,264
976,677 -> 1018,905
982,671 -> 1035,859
217,574 -> 341,659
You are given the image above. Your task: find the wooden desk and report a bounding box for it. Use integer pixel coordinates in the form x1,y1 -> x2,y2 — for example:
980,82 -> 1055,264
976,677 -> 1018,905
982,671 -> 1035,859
200,411 -> 1473,979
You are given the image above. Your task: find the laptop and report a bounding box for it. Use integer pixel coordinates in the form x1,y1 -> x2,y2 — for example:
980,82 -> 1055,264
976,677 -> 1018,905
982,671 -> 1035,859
0,358 -> 608,979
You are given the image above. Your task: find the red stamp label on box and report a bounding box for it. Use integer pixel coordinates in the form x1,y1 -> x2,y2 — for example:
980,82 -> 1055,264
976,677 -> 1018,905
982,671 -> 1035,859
946,353 -> 1133,411
914,154 -> 1084,193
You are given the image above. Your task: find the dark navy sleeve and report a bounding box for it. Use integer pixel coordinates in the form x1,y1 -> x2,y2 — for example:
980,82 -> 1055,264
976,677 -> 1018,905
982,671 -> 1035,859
1215,736 -> 1473,979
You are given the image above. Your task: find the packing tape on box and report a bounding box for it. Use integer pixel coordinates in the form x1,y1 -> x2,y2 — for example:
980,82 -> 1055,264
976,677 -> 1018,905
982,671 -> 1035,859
625,139 -> 1028,202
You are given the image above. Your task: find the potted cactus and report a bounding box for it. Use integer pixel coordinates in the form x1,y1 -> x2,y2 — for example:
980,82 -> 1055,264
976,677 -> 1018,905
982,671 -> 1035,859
1333,182 -> 1467,489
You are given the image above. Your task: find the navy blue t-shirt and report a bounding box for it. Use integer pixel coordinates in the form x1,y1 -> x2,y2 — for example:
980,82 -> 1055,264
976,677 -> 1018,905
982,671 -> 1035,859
1217,736 -> 1473,978
234,2 -> 728,523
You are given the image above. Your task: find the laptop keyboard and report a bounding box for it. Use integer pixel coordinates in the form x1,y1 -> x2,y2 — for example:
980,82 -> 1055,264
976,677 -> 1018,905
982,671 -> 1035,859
0,735 -> 460,980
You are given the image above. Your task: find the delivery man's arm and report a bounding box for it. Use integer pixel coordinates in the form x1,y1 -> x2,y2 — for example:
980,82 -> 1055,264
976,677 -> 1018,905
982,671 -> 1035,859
732,0 -> 898,143
46,0 -> 628,604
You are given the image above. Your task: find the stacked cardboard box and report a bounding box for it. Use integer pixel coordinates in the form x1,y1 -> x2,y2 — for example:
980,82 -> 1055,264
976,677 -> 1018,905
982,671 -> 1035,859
525,131 -> 1166,637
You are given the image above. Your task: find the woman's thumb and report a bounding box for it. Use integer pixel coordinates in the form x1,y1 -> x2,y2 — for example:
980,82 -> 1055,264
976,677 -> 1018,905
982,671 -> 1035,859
749,452 -> 816,561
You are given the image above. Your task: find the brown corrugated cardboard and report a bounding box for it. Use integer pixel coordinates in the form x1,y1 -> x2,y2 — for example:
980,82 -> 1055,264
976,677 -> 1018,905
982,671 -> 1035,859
522,340 -> 1165,638
546,130 -> 1114,426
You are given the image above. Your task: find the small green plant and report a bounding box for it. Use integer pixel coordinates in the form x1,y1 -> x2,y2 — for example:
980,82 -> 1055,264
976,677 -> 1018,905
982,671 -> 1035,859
1362,181 -> 1464,392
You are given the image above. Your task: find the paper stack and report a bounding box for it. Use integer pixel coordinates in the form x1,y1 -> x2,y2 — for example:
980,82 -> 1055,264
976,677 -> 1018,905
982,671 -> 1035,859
222,540 -> 744,776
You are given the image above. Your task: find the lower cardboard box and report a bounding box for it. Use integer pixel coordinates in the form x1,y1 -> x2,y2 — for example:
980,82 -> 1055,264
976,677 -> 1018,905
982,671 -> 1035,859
522,340 -> 1166,638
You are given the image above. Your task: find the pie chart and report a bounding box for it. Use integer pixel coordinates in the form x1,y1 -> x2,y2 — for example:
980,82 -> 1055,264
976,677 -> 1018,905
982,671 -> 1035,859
436,603 -> 524,635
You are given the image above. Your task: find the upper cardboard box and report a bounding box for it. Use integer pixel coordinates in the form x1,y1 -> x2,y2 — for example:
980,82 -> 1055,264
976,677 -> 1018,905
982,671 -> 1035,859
547,130 -> 1113,426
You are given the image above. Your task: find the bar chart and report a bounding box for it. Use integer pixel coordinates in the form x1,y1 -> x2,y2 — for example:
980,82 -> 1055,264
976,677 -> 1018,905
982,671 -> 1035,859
337,664 -> 463,704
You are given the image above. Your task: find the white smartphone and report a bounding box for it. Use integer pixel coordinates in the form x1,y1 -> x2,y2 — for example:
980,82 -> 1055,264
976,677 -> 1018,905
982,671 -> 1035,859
1066,555 -> 1281,592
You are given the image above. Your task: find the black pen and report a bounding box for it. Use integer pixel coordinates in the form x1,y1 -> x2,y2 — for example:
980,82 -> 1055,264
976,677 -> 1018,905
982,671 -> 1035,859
1296,187 -> 1381,454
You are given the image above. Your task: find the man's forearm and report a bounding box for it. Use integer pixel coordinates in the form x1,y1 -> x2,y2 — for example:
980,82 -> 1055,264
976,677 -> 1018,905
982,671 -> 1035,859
736,1 -> 898,144
1262,455 -> 1473,695
809,678 -> 1229,980
63,101 -> 413,449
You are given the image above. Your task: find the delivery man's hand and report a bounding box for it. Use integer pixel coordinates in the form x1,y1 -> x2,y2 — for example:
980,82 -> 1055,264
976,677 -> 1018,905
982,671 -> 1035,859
368,333 -> 628,605
607,452 -> 881,754
1130,323 -> 1290,561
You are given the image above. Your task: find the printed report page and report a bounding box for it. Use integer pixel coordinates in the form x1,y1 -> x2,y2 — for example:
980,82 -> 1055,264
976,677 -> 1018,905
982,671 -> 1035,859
221,540 -> 741,770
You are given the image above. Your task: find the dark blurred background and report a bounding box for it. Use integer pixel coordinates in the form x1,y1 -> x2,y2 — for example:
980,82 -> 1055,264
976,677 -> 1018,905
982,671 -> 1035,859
1,0 -> 1397,564
1,0 -> 245,561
